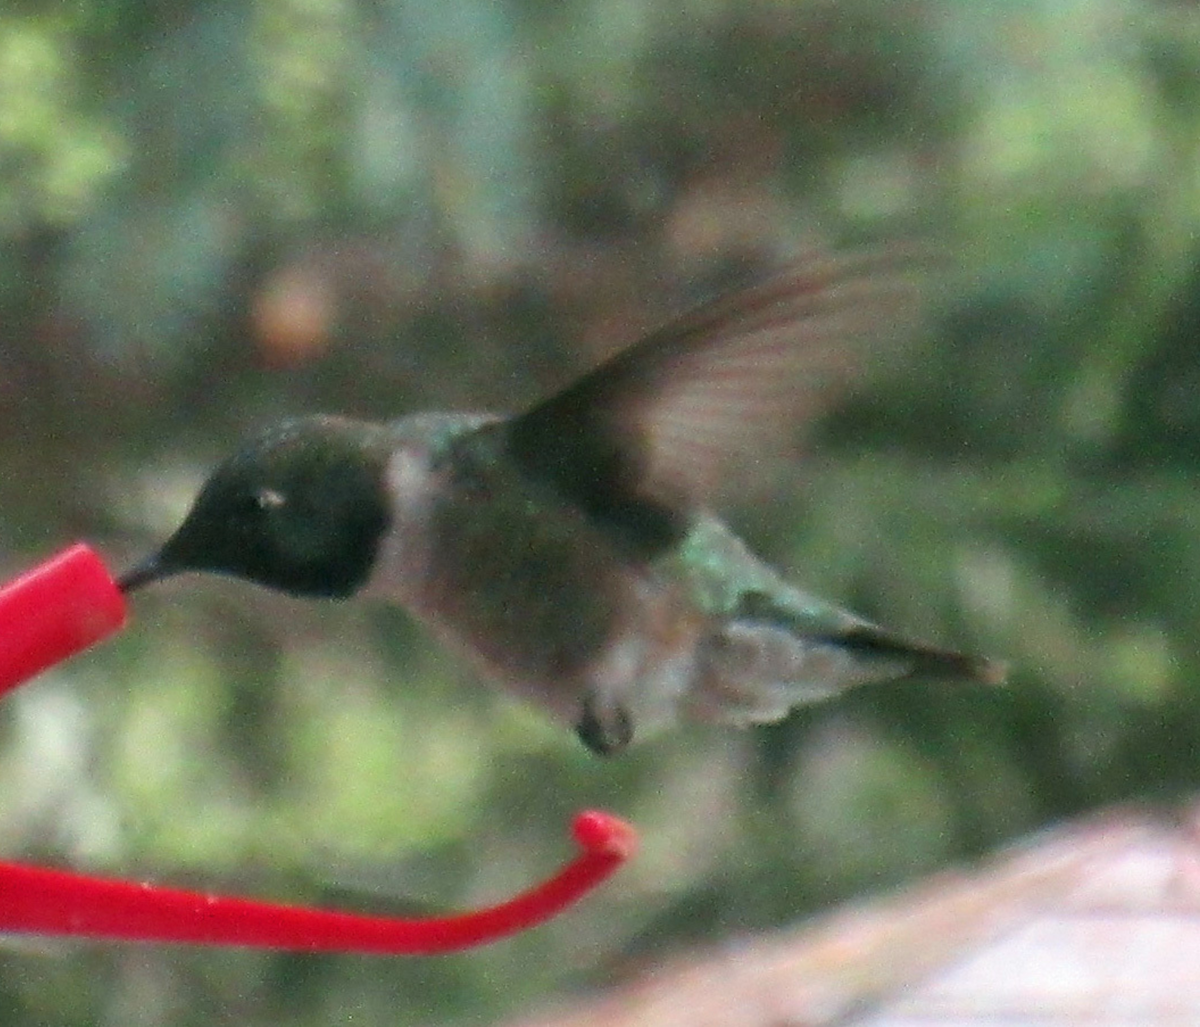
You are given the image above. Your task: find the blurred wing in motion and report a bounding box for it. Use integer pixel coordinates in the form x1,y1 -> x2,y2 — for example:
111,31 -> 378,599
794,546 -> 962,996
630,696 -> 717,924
503,248 -> 928,553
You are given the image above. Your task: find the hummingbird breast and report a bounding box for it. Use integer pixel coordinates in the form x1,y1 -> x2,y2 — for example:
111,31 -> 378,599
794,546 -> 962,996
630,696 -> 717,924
366,420 -> 660,723
361,414 -> 1000,746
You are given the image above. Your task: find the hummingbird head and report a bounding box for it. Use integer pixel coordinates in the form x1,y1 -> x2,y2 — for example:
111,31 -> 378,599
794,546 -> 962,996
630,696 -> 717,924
121,416 -> 394,599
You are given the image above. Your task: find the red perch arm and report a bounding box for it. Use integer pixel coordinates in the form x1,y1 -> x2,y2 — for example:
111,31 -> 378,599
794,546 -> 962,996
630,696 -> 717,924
0,811 -> 636,952
0,545 -> 637,951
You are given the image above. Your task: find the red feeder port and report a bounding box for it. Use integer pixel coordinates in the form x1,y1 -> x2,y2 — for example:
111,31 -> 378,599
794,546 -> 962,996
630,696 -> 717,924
0,544 -> 126,698
0,544 -> 637,952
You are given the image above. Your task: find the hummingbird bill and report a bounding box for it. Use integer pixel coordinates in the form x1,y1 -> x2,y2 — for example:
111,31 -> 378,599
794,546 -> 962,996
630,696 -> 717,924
119,250 -> 1005,756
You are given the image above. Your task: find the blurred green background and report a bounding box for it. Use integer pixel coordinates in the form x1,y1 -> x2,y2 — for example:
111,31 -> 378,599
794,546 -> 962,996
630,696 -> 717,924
1,0 -> 1198,1023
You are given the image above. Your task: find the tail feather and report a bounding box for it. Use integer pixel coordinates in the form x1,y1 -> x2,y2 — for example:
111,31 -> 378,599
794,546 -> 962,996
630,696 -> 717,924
819,623 -> 1007,685
688,607 -> 1006,729
733,587 -> 1006,686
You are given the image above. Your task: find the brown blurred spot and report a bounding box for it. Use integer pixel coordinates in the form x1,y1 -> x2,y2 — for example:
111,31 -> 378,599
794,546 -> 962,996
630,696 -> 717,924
252,262 -> 337,367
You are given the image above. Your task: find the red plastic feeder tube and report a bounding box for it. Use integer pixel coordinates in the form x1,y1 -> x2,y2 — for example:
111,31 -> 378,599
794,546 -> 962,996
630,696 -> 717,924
0,810 -> 636,952
0,544 -> 637,951
0,543 -> 127,699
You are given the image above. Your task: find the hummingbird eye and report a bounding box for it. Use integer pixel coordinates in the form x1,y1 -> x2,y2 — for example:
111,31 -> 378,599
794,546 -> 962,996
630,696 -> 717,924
255,488 -> 286,511
220,487 -> 283,532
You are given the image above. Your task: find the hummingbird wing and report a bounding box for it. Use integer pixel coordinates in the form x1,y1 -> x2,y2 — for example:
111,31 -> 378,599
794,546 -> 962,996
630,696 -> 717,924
502,248 -> 926,555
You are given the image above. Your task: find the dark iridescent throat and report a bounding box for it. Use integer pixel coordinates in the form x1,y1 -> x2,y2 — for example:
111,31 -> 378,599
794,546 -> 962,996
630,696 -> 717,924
121,417 -> 394,599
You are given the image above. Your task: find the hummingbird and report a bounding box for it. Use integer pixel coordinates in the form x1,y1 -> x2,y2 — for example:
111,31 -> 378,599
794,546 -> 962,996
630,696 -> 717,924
118,250 -> 1004,756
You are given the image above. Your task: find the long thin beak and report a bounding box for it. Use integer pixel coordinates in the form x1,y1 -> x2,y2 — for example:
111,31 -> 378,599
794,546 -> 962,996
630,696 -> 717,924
117,554 -> 170,594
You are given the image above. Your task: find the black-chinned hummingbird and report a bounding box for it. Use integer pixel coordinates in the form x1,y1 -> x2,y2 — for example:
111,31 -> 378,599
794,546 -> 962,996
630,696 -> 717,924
119,251 -> 1004,756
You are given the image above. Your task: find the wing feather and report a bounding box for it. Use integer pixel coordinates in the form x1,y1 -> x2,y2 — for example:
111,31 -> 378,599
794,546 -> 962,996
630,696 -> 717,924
503,248 -> 927,554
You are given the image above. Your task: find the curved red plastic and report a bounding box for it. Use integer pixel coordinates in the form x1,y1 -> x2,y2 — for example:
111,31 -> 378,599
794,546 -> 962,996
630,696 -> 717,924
0,811 -> 636,952
0,543 -> 126,698
0,545 -> 637,951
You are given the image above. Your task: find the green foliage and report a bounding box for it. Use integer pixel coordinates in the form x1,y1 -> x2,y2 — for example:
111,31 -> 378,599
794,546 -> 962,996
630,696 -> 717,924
1,1 -> 1199,1024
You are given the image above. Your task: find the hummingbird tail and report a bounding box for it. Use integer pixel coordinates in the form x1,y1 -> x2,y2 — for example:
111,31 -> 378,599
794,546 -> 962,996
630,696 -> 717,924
821,623 -> 1008,686
687,609 -> 1006,728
